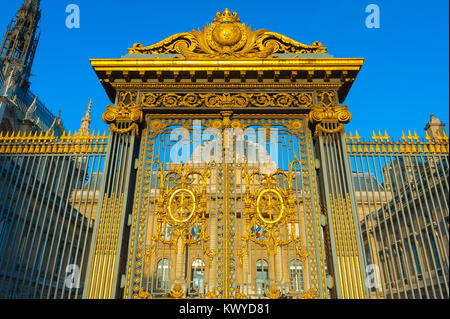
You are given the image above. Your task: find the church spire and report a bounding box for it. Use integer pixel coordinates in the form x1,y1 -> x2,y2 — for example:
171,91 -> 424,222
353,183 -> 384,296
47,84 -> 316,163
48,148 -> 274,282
79,99 -> 92,135
0,0 -> 41,91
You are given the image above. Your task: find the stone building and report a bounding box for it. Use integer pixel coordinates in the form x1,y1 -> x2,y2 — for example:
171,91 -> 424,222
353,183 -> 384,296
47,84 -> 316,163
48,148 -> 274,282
0,0 -> 64,135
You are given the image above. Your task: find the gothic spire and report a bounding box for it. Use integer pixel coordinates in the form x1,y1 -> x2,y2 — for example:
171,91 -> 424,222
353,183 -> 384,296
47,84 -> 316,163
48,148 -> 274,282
79,99 -> 92,135
0,0 -> 41,91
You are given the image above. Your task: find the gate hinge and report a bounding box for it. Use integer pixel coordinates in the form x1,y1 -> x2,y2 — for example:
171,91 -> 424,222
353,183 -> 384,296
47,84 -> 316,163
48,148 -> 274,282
120,274 -> 126,288
134,158 -> 139,170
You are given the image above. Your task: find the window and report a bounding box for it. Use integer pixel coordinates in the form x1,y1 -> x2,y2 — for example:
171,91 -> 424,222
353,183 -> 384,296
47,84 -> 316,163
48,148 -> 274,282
255,259 -> 268,296
412,243 -> 422,275
156,259 -> 170,290
289,260 -> 304,292
190,259 -> 205,294
430,236 -> 441,270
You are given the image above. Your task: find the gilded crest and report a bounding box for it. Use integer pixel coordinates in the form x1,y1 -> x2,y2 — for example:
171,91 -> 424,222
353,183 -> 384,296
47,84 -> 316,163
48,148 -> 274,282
128,9 -> 326,59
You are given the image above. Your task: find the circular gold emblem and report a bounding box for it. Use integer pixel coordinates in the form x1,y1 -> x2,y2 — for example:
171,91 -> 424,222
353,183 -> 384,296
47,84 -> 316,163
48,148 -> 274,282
168,188 -> 196,224
212,23 -> 242,46
206,21 -> 247,54
256,189 -> 285,224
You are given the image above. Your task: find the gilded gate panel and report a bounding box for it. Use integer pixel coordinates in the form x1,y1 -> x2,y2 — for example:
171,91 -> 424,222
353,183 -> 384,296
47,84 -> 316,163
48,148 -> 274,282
125,114 -> 326,299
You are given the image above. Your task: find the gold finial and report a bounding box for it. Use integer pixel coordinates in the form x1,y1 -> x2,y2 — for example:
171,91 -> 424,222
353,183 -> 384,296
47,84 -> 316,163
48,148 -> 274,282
412,130 -> 419,142
213,8 -> 240,23
372,130 -> 377,142
354,130 -> 360,142
425,130 -> 432,143
383,130 -> 390,142
347,131 -> 354,142
401,130 -> 407,142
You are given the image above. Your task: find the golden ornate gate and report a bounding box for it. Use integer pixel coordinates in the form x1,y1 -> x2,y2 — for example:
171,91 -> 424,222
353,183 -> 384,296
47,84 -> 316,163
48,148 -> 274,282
125,112 -> 324,299
83,9 -> 367,299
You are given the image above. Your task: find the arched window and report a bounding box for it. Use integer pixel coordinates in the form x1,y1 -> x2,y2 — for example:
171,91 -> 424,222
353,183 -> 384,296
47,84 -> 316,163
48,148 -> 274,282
255,259 -> 269,295
289,260 -> 304,292
190,259 -> 205,293
156,258 -> 170,289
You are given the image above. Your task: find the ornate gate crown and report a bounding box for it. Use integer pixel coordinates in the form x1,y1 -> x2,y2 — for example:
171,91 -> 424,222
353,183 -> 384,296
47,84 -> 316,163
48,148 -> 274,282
128,8 -> 327,59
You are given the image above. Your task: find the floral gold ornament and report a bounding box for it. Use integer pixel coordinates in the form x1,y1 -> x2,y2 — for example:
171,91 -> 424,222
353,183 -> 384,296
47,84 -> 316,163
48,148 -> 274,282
241,164 -> 308,261
309,91 -> 351,135
128,9 -> 326,59
147,163 -> 211,256
102,91 -> 143,135
266,286 -> 281,299
300,289 -> 319,299
140,92 -> 313,108
170,284 -> 184,298
138,288 -> 152,299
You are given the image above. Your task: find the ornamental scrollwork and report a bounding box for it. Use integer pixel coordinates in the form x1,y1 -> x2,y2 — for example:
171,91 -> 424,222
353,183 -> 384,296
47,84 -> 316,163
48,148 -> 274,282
241,164 -> 308,260
102,91 -> 143,135
148,163 -> 211,255
140,92 -> 313,108
128,9 -> 326,59
308,91 -> 351,135
169,284 -> 184,299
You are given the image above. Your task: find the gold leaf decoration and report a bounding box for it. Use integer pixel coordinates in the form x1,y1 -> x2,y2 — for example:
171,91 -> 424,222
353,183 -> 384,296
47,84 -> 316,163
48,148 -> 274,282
128,9 -> 326,59
140,93 -> 313,108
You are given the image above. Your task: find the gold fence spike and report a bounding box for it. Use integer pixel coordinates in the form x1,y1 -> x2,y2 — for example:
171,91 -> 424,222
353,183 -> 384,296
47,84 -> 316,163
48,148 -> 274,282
347,131 -> 353,142
425,131 -> 432,143
372,130 -> 377,142
442,130 -> 448,141
354,130 -> 360,142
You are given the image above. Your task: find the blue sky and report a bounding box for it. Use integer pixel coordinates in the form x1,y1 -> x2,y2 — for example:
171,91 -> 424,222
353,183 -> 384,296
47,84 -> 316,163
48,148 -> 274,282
1,0 -> 448,138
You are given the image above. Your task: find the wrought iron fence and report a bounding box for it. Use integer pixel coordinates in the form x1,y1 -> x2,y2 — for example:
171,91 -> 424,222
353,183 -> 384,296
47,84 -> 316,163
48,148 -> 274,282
0,127 -> 448,299
346,130 -> 449,299
0,130 -> 108,299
